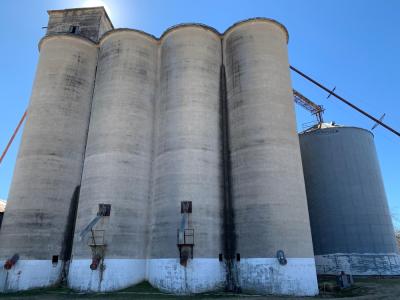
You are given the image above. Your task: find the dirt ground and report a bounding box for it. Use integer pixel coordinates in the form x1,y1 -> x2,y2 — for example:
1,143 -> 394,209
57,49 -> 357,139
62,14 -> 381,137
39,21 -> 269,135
0,278 -> 399,300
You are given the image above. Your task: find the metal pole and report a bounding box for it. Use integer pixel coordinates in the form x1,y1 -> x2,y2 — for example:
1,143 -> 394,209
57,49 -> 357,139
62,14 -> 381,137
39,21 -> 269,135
0,110 -> 27,165
290,66 -> 400,137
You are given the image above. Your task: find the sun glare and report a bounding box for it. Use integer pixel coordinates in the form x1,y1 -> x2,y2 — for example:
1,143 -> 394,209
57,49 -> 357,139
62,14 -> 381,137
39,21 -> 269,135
83,0 -> 111,15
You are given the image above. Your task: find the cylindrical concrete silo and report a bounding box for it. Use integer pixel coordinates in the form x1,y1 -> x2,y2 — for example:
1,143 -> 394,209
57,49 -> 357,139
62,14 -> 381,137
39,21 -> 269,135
148,25 -> 224,294
68,30 -> 158,291
0,35 -> 97,292
223,19 -> 318,296
299,125 -> 400,275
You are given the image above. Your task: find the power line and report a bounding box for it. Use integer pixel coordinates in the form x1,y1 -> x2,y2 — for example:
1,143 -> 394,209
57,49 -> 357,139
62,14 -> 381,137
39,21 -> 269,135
290,66 -> 400,137
0,110 -> 27,166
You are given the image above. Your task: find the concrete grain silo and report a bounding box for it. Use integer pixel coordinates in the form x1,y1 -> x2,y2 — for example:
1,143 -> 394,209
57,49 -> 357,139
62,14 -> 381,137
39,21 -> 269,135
0,7 -> 105,291
0,6 -> 324,296
68,30 -> 158,291
148,25 -> 224,294
223,19 -> 318,295
299,124 -> 400,275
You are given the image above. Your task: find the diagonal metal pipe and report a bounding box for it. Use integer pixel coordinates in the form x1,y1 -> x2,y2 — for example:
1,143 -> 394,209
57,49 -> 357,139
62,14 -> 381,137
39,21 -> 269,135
290,65 -> 400,137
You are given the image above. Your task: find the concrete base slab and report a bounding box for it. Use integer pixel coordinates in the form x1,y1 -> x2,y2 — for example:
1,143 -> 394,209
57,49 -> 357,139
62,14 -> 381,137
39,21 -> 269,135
147,258 -> 225,294
238,258 -> 319,296
0,257 -> 319,296
68,258 -> 146,292
315,253 -> 400,275
0,259 -> 63,292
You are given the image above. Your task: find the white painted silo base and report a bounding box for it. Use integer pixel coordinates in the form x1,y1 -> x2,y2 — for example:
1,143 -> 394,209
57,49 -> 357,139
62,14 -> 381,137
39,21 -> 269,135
67,259 -> 146,292
238,258 -> 319,296
147,258 -> 225,294
315,253 -> 400,276
0,260 -> 63,292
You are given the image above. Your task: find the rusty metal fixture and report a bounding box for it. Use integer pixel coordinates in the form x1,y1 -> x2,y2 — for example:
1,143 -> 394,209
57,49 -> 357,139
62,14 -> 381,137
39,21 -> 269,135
179,245 -> 192,267
177,228 -> 194,267
277,250 -> 287,265
90,255 -> 101,270
4,254 -> 19,270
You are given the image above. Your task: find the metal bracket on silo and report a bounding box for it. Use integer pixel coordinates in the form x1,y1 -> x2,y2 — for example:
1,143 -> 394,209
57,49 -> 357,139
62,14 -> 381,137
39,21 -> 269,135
79,204 -> 111,272
277,250 -> 287,265
177,201 -> 194,267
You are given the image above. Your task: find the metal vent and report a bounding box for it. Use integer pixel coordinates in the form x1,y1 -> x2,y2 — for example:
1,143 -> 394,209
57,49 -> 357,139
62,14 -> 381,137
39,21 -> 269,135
181,201 -> 192,213
98,204 -> 111,216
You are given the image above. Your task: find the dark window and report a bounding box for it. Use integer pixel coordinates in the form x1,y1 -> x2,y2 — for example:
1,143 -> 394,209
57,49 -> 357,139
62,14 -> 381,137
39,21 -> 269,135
219,253 -> 223,261
52,255 -> 59,264
69,25 -> 79,34
181,201 -> 192,213
98,204 -> 111,216
236,253 -> 240,262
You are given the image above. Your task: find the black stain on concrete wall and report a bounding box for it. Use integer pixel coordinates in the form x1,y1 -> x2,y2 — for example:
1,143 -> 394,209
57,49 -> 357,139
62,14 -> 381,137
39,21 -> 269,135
220,63 -> 240,292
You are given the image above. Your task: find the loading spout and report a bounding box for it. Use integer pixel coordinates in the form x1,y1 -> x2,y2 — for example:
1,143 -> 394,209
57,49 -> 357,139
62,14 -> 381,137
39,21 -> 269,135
79,215 -> 102,241
4,254 -> 19,270
78,203 -> 111,241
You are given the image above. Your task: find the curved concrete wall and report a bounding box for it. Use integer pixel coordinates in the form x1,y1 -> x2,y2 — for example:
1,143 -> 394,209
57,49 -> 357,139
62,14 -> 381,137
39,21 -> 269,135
68,32 -> 158,291
223,21 -> 318,295
299,127 -> 400,275
2,13 -> 324,296
0,36 -> 97,292
148,27 -> 224,294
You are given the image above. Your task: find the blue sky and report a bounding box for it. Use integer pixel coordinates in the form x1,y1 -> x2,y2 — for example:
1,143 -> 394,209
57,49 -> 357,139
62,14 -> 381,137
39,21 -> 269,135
0,0 -> 399,227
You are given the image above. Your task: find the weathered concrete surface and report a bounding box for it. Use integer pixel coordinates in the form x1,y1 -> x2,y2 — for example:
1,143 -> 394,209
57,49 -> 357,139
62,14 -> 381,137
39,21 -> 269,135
238,258 -> 318,296
147,259 -> 225,294
299,126 -> 400,275
47,7 -> 113,42
0,260 -> 63,292
0,36 -> 98,291
315,253 -> 400,275
223,20 -> 318,295
69,31 -> 158,289
149,26 -> 223,293
68,259 -> 146,291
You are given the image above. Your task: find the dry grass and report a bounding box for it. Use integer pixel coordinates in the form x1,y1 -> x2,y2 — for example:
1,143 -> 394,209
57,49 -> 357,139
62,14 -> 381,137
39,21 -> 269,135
0,278 -> 400,299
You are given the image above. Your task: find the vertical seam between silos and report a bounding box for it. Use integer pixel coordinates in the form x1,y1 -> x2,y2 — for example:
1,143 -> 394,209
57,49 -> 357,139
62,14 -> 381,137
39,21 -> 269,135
145,40 -> 161,279
219,37 -> 239,291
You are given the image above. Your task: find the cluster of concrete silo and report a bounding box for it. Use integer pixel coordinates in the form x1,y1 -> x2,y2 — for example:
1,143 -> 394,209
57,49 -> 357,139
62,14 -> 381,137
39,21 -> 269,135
0,6 -> 398,296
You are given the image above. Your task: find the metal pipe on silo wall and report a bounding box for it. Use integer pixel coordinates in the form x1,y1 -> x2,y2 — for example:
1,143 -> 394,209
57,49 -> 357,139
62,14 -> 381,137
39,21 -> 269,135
299,126 -> 400,275
0,35 -> 98,292
148,25 -> 225,294
68,31 -> 158,292
223,19 -> 318,296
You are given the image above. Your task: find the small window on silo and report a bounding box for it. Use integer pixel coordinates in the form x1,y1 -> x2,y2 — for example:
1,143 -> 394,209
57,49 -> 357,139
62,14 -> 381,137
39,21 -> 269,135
181,201 -> 192,213
236,253 -> 240,262
219,253 -> 223,261
98,204 -> 111,216
52,255 -> 59,265
69,25 -> 79,34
